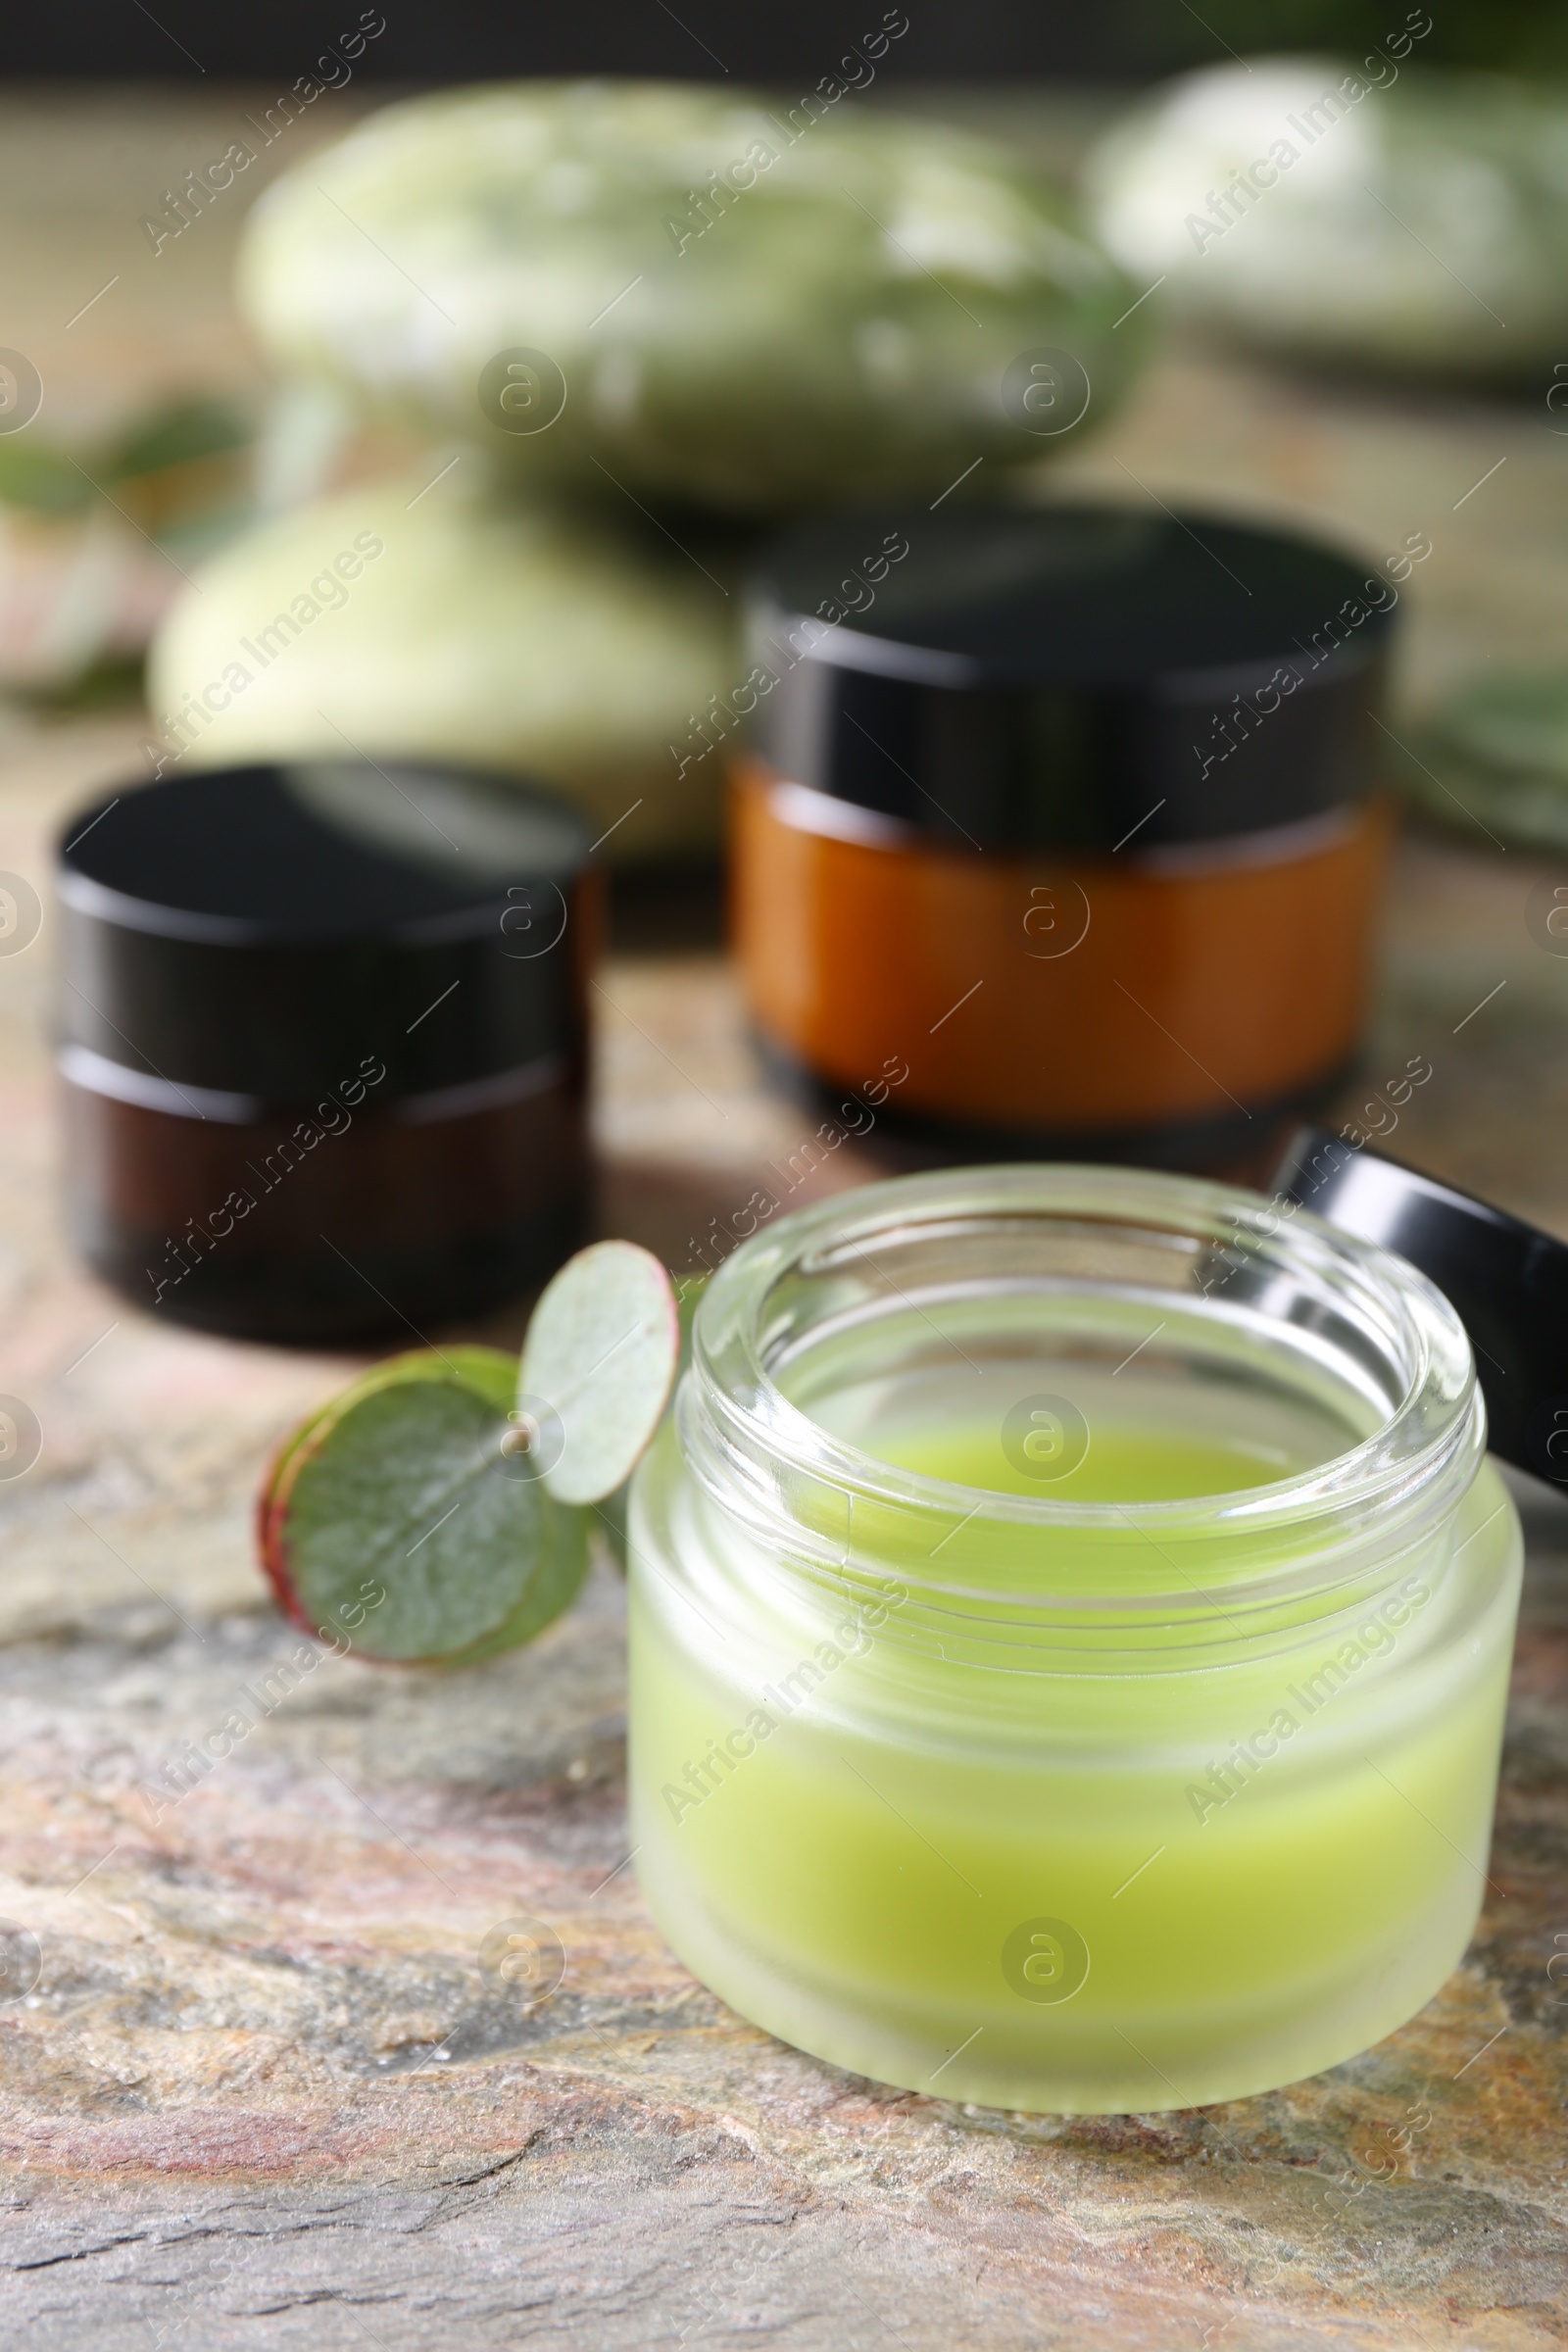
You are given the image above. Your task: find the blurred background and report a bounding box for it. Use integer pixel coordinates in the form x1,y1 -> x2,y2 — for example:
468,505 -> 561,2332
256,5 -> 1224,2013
7,0 -> 1568,1308
12,0 -> 1568,78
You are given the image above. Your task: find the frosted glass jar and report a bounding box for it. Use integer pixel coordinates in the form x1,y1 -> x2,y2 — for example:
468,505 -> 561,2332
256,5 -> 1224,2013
628,1166 -> 1521,2113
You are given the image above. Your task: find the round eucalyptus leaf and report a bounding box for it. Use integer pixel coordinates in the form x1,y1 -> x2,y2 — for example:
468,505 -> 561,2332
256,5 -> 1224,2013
520,1240 -> 679,1506
259,1348 -> 586,1664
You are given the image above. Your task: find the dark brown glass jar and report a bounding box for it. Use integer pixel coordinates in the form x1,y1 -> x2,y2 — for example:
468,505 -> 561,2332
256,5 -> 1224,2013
56,760 -> 595,1344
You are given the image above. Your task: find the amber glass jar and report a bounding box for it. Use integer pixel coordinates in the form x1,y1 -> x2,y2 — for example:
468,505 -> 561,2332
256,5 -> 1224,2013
57,760 -> 594,1344
732,505 -> 1397,1168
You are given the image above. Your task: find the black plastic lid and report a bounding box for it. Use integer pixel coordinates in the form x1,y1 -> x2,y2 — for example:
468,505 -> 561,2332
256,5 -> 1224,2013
57,761 -> 591,1111
746,504 -> 1397,852
1272,1126 -> 1568,1484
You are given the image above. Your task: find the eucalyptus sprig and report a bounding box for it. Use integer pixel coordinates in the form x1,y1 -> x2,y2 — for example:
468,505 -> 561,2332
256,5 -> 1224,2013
256,1241 -> 679,1666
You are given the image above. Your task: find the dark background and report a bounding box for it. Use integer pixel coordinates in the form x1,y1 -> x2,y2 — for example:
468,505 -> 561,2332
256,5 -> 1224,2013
15,0 -> 1566,81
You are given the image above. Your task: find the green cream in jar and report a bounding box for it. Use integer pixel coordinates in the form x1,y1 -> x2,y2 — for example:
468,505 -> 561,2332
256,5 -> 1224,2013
628,1166 -> 1520,2113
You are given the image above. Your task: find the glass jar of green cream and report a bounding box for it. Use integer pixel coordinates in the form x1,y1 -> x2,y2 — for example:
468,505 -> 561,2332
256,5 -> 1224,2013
628,1166 -> 1521,2113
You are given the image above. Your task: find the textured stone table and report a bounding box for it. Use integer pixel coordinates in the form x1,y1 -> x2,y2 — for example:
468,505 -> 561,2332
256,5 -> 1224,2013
2,722 -> 1567,2352
3,82 -> 1568,2352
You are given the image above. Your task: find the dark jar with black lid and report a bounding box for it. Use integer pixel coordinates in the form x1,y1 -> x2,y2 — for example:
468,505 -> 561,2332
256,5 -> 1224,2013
56,759 -> 595,1344
732,502 -> 1399,1171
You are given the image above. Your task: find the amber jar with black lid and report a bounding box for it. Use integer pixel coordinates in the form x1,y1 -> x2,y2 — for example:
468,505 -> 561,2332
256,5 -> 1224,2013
56,759 -> 594,1344
733,503 -> 1398,1170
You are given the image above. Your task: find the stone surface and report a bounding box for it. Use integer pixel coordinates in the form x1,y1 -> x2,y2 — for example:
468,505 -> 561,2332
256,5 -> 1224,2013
1,86 -> 1567,2352
4,718 -> 1568,2352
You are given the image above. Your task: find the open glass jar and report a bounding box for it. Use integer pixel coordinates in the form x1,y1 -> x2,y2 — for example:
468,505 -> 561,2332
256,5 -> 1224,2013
629,1166 -> 1521,2113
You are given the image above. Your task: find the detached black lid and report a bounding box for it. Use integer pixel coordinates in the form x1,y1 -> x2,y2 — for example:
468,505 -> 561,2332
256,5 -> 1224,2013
747,504 -> 1396,852
1273,1126 -> 1568,1484
57,761 -> 590,1110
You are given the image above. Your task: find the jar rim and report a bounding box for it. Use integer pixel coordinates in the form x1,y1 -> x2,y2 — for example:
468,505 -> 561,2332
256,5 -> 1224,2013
687,1162 -> 1481,1551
